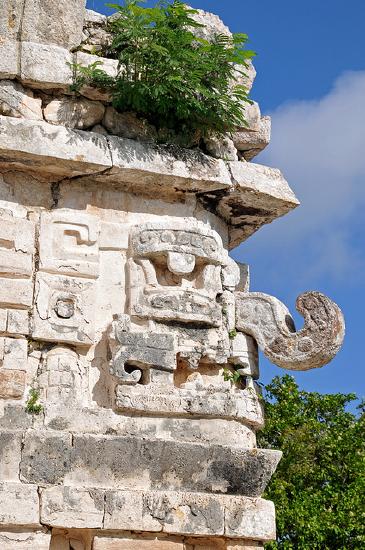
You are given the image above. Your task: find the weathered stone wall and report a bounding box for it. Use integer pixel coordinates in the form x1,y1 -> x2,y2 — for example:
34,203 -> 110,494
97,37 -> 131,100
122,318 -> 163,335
0,2 -> 344,549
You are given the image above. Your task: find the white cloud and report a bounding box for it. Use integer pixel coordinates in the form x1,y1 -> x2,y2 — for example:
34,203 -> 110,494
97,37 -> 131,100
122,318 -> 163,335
239,71 -> 365,287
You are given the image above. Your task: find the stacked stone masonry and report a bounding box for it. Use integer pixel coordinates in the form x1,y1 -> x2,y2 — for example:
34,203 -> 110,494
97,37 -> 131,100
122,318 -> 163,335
0,1 -> 345,549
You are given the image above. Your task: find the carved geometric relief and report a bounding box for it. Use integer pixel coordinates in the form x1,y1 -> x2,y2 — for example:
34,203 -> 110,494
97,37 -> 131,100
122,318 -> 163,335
0,213 -> 35,310
39,210 -> 100,278
32,273 -> 95,345
128,222 -> 225,326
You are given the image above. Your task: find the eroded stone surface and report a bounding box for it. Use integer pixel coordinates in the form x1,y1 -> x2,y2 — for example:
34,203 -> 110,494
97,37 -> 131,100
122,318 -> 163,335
44,98 -> 105,129
0,80 -> 43,120
235,291 -> 346,371
0,483 -> 40,526
0,531 -> 51,550
0,4 -> 346,548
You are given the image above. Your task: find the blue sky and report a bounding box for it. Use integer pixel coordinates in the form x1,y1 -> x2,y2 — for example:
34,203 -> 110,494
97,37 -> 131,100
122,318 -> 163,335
87,0 -> 365,401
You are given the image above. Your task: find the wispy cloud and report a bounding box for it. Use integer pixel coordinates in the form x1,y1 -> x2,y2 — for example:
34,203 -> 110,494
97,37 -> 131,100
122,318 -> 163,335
238,71 -> 365,289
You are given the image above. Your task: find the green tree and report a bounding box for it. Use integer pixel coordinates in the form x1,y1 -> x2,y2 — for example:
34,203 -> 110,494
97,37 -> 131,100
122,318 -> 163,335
72,0 -> 254,139
257,375 -> 365,550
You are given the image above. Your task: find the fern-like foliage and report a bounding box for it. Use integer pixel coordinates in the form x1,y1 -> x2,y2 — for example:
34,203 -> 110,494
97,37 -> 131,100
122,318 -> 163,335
72,0 -> 255,138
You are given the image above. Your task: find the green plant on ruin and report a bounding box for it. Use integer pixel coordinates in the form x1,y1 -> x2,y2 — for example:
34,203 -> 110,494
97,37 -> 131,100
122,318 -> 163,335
223,365 -> 244,385
70,0 -> 254,138
25,388 -> 43,415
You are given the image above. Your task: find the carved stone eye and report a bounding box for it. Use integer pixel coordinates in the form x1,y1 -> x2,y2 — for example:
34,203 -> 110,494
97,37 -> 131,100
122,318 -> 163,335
54,298 -> 75,319
160,230 -> 175,244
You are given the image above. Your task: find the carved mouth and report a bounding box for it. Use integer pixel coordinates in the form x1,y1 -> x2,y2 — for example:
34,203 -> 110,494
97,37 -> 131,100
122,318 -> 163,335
139,288 -> 222,326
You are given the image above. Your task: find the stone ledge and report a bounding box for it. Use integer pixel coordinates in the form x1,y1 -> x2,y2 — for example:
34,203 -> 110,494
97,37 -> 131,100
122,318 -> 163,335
0,116 -> 112,180
40,486 -> 276,541
20,431 -> 281,497
0,482 -> 40,527
115,384 -> 264,428
0,116 -> 299,246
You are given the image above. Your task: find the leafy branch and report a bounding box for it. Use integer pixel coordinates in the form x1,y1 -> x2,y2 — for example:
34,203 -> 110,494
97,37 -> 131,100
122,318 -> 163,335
70,0 -> 255,139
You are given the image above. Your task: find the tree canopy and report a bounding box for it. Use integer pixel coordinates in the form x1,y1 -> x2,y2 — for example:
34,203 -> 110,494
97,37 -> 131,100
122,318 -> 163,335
257,375 -> 365,550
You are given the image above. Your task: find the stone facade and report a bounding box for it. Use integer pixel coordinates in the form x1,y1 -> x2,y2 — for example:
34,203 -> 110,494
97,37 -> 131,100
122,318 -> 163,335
0,2 -> 345,549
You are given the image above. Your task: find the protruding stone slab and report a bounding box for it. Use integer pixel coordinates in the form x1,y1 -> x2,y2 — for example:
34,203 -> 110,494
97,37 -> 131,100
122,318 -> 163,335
106,136 -> 232,194
0,117 -> 300,247
20,42 -> 73,90
62,434 -> 280,496
233,116 -> 271,161
0,483 -> 40,527
219,162 -> 299,248
0,116 -> 112,180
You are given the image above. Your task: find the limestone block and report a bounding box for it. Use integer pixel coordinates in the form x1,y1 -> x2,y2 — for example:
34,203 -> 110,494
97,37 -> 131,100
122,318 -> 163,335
20,431 -> 72,484
44,98 -> 105,130
234,60 -> 257,93
233,116 -> 271,160
0,116 -> 113,180
240,102 -> 261,132
0,431 -> 22,481
21,0 -> 86,50
190,9 -> 232,40
0,279 -> 33,308
0,213 -> 35,292
99,221 -> 129,250
33,273 -> 95,345
39,210 -> 100,278
0,305 -> 30,333
38,347 -> 84,405
230,333 -> 259,379
0,80 -> 42,119
20,42 -> 73,90
103,107 -> 157,142
0,1 -> 24,40
0,531 -> 51,550
0,403 -> 32,430
0,482 -> 40,526
203,133 -> 238,161
225,497 -> 276,541
0,337 -> 27,369
107,135 -> 232,194
66,434 -> 281,495
220,162 -> 300,248
93,537 -> 184,550
0,40 -> 19,79
0,369 -> 25,399
6,309 -> 29,335
76,52 -> 118,101
104,490 -> 275,539
116,384 -> 264,428
40,486 -> 104,528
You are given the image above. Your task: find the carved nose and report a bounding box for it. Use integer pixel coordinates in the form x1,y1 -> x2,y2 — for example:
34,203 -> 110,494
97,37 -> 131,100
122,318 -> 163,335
167,252 -> 196,274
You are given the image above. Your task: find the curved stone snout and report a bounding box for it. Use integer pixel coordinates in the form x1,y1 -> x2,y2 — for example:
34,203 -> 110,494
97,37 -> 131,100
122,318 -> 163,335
235,291 -> 345,371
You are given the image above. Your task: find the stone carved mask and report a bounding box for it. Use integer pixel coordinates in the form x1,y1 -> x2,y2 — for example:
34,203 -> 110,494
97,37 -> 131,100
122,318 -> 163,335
128,221 -> 226,327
